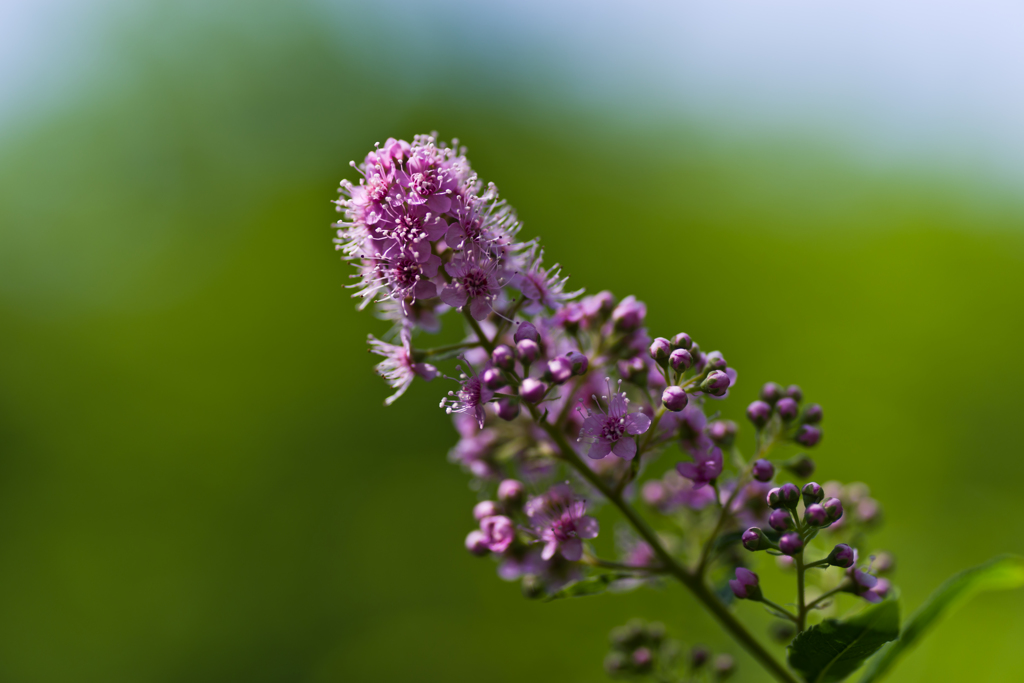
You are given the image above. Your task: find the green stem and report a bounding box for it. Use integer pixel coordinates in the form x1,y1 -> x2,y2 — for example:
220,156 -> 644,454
805,584 -> 848,611
417,341 -> 480,358
462,310 -> 495,353
795,552 -> 807,632
697,473 -> 750,576
760,597 -> 800,623
530,409 -> 799,683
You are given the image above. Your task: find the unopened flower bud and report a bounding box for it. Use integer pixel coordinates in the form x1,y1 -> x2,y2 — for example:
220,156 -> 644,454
746,400 -> 772,428
728,567 -> 762,600
827,543 -> 855,568
779,532 -> 804,556
769,508 -> 794,531
618,356 -> 647,385
713,654 -> 736,681
767,487 -> 782,509
784,454 -> 816,479
690,645 -> 709,669
802,482 -> 824,507
873,552 -> 896,574
497,479 -> 525,504
632,647 -> 653,670
760,382 -> 784,404
513,321 -> 539,343
662,386 -> 689,412
770,622 -> 797,644
496,397 -> 520,421
516,338 -> 539,364
752,459 -> 775,482
795,425 -> 822,447
672,332 -> 693,350
565,350 -> 588,375
649,337 -> 672,363
822,497 -> 844,523
465,530 -> 489,556
473,500 -> 499,520
669,348 -> 693,372
520,378 -> 547,403
856,498 -> 882,525
491,344 -> 516,371
708,420 -> 737,447
481,367 -> 505,390
801,403 -> 823,424
701,370 -> 731,397
805,504 -> 828,527
604,652 -> 626,676
611,296 -> 646,331
705,351 -> 727,371
547,357 -> 573,384
778,482 -> 800,509
786,384 -> 803,402
742,527 -> 773,551
521,573 -> 544,599
775,397 -> 799,422
642,480 -> 667,507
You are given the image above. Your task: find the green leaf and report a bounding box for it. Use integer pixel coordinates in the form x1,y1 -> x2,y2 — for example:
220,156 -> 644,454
788,600 -> 899,683
543,573 -> 632,602
858,554 -> 1024,683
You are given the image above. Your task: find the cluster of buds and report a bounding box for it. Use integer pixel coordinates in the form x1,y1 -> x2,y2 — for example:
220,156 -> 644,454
338,135 -> 895,681
604,620 -> 735,682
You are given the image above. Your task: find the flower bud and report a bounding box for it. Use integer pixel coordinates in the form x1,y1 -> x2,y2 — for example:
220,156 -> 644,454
669,348 -> 693,372
779,532 -> 804,556
604,652 -> 626,676
520,378 -> 547,404
751,459 -> 775,482
778,482 -> 800,509
728,567 -> 762,600
794,425 -> 822,447
547,357 -> 573,384
496,397 -> 520,421
465,530 -> 489,556
690,645 -> 709,669
642,480 -> 667,507
801,403 -> 823,424
767,487 -> 782,509
701,370 -> 731,396
521,573 -> 544,599
801,482 -> 824,507
786,384 -> 803,402
783,454 -> 815,479
873,552 -> 896,574
649,337 -> 672,363
661,386 -> 689,412
491,344 -> 516,371
481,367 -> 505,390
565,350 -> 588,375
760,381 -> 784,404
822,497 -> 844,523
708,420 -> 737,448
775,397 -> 799,422
713,654 -> 736,681
672,332 -> 693,350
611,295 -> 646,331
497,479 -> 525,505
742,527 -> 773,551
769,508 -> 794,531
618,356 -> 647,385
746,400 -> 772,428
827,543 -> 855,568
513,321 -> 539,343
473,500 -> 499,520
516,338 -> 539,364
856,498 -> 882,525
705,351 -> 727,371
769,622 -> 797,644
804,504 -> 828,527
632,647 -> 653,670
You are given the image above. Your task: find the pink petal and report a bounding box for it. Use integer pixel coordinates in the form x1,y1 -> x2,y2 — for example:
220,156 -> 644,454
413,281 -> 437,299
440,285 -> 467,308
612,438 -> 637,460
541,541 -> 558,561
587,439 -> 612,460
560,538 -> 583,562
577,516 -> 599,539
624,413 -> 652,435
676,462 -> 698,479
427,194 -> 451,214
469,297 -> 491,321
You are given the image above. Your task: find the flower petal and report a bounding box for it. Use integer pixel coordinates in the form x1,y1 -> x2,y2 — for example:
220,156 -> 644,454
560,538 -> 583,562
440,285 -> 467,308
612,437 -> 637,460
577,516 -> 600,539
587,439 -> 612,460
624,412 -> 652,435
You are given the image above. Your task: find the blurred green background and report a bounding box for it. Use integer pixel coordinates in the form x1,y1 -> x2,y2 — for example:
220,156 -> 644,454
2,1 -> 1023,681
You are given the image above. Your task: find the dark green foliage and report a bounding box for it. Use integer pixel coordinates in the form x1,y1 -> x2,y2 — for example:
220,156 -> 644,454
787,601 -> 899,683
